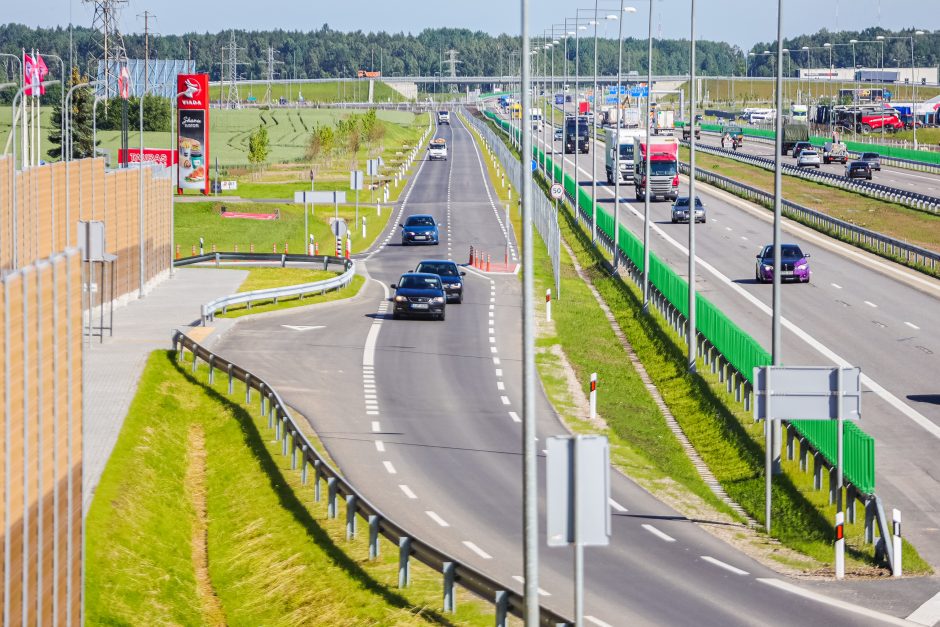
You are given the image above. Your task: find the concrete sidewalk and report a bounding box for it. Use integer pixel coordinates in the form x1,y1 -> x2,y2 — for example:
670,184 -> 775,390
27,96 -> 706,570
82,267 -> 247,509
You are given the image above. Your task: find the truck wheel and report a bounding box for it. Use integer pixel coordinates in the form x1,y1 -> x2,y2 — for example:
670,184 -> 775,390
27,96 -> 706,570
861,124 -> 872,134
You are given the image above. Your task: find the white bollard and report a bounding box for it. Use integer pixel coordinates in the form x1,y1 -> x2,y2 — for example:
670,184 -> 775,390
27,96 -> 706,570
589,373 -> 597,421
362,217 -> 367,239
508,187 -> 512,200
377,203 -> 381,216
835,511 -> 845,579
893,509 -> 903,577
308,235 -> 315,256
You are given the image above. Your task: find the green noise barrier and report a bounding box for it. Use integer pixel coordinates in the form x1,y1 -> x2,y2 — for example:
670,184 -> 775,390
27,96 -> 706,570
484,109 -> 876,494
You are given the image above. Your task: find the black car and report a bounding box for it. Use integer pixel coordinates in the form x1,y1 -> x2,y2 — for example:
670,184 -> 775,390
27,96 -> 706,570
415,259 -> 466,303
792,141 -> 813,159
391,273 -> 446,320
845,161 -> 873,180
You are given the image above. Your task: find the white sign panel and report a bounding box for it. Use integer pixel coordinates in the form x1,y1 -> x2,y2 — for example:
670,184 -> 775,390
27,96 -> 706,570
753,366 -> 861,422
220,180 -> 237,191
550,183 -> 564,199
546,436 -> 610,547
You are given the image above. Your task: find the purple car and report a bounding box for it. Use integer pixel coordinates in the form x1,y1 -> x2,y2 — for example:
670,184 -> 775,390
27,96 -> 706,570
755,244 -> 811,283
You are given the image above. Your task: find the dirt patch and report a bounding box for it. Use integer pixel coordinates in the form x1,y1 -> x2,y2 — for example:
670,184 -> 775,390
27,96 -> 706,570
186,425 -> 227,625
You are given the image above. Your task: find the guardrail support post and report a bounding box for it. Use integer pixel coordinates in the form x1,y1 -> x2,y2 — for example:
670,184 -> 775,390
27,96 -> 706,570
346,495 -> 357,540
367,515 -> 380,559
846,485 -> 857,524
314,460 -> 322,502
275,413 -> 281,441
191,349 -> 198,373
327,477 -> 338,518
799,438 -> 808,471
743,383 -> 752,412
828,467 -> 838,505
208,356 -> 214,384
442,561 -> 456,613
301,447 -> 308,483
281,420 -> 289,456
268,397 -> 275,429
245,374 -> 251,404
864,497 -> 876,544
813,453 -> 824,490
290,436 -> 298,469
398,537 -> 411,588
494,590 -> 508,627
786,425 -> 795,461
227,364 -> 234,395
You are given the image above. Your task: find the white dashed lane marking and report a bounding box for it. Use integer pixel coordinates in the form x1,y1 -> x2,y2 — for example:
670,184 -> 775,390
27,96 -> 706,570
609,498 -> 628,512
864,300 -> 878,308
511,575 -> 551,596
500,395 -> 511,405
383,461 -> 397,474
831,283 -> 843,289
425,511 -> 450,527
399,484 -> 417,499
371,421 -> 381,432
905,321 -> 920,330
642,524 -> 676,542
374,440 -> 385,452
508,411 -> 521,423
463,541 -> 493,560
701,556 -> 749,576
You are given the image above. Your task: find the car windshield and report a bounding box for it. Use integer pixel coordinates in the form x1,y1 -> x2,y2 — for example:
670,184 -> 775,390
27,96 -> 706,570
618,144 -> 634,159
566,119 -> 589,137
761,245 -> 805,260
439,111 -> 448,115
398,275 -> 442,290
416,262 -> 458,276
405,216 -> 435,227
862,153 -> 879,159
674,197 -> 703,207
650,161 -> 678,176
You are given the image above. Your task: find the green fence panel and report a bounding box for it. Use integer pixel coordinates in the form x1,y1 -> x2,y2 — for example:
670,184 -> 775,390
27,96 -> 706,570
789,420 -> 875,494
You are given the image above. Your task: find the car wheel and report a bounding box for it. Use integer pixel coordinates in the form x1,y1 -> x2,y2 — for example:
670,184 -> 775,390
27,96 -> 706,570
392,311 -> 401,320
815,165 -> 820,169
438,311 -> 446,321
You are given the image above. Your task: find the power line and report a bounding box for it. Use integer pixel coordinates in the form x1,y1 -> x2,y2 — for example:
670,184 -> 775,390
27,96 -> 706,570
137,10 -> 157,95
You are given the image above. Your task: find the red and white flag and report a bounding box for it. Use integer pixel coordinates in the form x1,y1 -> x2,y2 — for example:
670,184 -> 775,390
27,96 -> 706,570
23,53 -> 48,96
118,65 -> 131,99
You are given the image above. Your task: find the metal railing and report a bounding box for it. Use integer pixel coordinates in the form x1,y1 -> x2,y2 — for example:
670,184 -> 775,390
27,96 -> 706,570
683,137 -> 940,215
478,106 -> 899,570
171,331 -> 571,626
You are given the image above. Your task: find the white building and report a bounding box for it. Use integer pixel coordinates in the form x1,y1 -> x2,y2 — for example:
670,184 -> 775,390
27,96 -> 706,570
798,67 -> 938,85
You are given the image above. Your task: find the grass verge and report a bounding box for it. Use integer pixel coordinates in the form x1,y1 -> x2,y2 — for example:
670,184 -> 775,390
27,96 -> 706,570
476,110 -> 932,575
86,350 -> 502,625
214,272 -> 365,319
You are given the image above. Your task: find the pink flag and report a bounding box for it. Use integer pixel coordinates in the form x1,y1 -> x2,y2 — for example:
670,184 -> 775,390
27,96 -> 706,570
23,53 -> 48,96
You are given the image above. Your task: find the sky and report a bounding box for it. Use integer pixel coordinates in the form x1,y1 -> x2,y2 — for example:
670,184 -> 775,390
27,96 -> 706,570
5,0 -> 939,50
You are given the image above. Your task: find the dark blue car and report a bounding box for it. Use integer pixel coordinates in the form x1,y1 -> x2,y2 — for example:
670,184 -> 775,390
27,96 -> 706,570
415,259 -> 466,303
400,214 -> 439,245
391,273 -> 447,320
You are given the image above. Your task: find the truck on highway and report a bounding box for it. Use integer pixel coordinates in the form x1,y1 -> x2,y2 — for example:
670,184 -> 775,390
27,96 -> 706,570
681,123 -> 701,141
633,136 -> 679,201
437,110 -> 450,125
781,121 -> 810,155
822,141 -> 848,164
604,128 -> 643,184
654,110 -> 675,132
530,108 -> 544,131
564,116 -> 591,154
428,138 -> 448,161
510,103 -> 522,119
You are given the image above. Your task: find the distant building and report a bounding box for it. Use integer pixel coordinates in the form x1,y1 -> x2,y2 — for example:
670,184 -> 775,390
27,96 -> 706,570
798,67 -> 938,85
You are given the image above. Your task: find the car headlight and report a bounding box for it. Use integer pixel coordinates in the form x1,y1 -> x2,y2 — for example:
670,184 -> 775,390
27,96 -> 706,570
430,296 -> 445,304
762,264 -> 773,271
394,295 -> 408,302
796,263 -> 808,271
450,282 -> 462,289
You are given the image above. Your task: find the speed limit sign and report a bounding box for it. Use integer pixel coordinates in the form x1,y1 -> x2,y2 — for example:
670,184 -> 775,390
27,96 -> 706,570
550,183 -> 564,200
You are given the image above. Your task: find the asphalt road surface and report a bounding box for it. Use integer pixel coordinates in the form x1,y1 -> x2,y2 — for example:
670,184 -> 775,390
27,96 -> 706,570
211,112 -> 927,624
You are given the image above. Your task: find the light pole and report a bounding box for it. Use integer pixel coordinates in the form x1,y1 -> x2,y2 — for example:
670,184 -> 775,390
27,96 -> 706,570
769,0 -> 785,498
591,10 -> 620,244
688,0 -> 698,374
611,3 -> 637,274
878,32 -> 925,147
574,22 -> 587,216
642,0 -> 653,313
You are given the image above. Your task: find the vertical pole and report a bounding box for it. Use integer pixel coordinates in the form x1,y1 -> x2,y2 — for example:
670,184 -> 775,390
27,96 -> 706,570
139,83 -> 145,297
688,0 -> 697,374
612,1 -> 625,272
573,436 -> 584,627
892,509 -> 902,577
771,0 -> 785,476
589,373 -> 597,421
520,0 -> 540,620
591,4 -> 599,244
642,0 -> 654,313
545,288 -> 551,322
764,367 -> 772,534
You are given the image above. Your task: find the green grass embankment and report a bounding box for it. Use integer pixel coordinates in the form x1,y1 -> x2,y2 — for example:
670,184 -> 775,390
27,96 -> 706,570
212,266 -> 365,319
85,350 -> 500,625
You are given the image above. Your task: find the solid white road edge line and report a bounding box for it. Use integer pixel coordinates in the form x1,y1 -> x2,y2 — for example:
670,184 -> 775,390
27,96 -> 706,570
700,556 -> 748,576
907,589 -> 940,626
585,616 -> 614,627
756,578 -> 911,626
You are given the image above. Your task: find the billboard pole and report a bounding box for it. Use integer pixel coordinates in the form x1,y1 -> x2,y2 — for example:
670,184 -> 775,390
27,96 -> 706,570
771,0 -> 784,475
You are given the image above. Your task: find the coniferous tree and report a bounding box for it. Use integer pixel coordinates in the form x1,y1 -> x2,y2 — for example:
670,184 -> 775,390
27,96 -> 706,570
48,66 -> 96,160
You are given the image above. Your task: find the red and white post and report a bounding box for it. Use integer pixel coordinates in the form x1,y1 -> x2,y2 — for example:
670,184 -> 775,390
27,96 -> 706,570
589,373 -> 597,421
308,234 -> 315,256
835,511 -> 845,579
545,288 -> 551,322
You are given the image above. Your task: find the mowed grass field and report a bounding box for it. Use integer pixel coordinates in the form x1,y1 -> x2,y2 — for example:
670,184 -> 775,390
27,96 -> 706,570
0,106 -> 422,165
688,78 -> 940,107
207,80 -> 409,104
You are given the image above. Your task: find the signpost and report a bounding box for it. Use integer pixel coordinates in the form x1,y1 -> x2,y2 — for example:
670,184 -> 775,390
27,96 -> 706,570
331,218 -> 348,257
546,435 -> 610,626
295,191 -> 347,253
550,183 -> 563,199
754,365 -> 861,574
350,170 -> 364,228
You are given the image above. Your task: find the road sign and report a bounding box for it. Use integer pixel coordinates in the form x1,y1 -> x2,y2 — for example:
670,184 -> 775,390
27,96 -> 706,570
330,218 -> 348,238
367,159 -> 380,175
531,159 -> 538,172
294,191 -> 347,204
550,183 -> 563,199
607,86 -> 628,95
546,435 -> 610,547
350,170 -> 364,191
605,96 -> 619,104
629,86 -> 649,98
753,366 -> 861,422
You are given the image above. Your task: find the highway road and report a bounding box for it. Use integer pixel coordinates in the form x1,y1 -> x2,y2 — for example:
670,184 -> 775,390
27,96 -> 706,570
211,112 -> 916,624
695,130 -> 940,198
521,112 -> 940,571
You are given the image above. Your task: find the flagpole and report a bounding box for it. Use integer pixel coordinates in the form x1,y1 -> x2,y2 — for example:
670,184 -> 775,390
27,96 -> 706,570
34,48 -> 40,166
22,48 -> 27,169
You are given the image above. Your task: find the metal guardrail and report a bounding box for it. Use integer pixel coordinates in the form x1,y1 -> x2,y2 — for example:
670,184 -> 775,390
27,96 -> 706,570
479,106 -> 900,570
676,160 -> 940,274
171,331 -> 572,626
684,137 -> 940,215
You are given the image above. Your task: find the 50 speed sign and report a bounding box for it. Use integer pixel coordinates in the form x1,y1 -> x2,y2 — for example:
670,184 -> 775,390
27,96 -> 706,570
550,183 -> 564,199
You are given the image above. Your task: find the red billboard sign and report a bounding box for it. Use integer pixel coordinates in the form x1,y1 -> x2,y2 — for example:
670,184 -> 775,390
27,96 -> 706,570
177,73 -> 210,195
118,148 -> 177,167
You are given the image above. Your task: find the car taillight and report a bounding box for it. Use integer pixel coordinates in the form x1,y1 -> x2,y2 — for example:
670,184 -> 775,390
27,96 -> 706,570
641,177 -> 647,186
672,175 -> 679,187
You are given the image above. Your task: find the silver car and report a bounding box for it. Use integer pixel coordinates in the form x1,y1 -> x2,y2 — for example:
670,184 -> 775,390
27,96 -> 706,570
671,196 -> 706,224
797,150 -> 821,168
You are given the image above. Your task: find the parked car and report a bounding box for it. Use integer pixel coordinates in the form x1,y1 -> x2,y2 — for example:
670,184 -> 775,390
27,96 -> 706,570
415,259 -> 465,303
845,161 -> 873,180
390,273 -> 447,320
755,244 -> 811,283
670,196 -> 706,223
792,141 -> 813,158
859,152 -> 882,171
822,141 -> 848,164
400,214 -> 440,245
796,150 -> 821,168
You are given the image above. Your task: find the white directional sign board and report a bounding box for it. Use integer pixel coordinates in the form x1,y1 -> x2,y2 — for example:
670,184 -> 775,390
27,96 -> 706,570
753,366 -> 861,422
350,170 -> 364,191
295,191 -> 347,204
546,435 -> 610,547
550,183 -> 564,199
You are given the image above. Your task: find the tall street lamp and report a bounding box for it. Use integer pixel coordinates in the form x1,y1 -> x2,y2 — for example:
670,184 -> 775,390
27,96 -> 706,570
590,10 -> 620,244
611,3 -> 637,275
687,0 -> 698,374
878,31 -> 925,147
641,0 -> 654,312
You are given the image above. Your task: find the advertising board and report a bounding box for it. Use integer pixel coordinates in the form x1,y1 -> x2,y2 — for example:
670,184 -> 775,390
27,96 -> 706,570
177,73 -> 210,195
118,148 -> 177,167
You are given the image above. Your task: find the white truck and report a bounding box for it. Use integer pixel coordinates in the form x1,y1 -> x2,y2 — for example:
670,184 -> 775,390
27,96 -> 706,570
604,128 -> 643,184
428,138 -> 448,161
530,108 -> 544,131
437,110 -> 450,125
